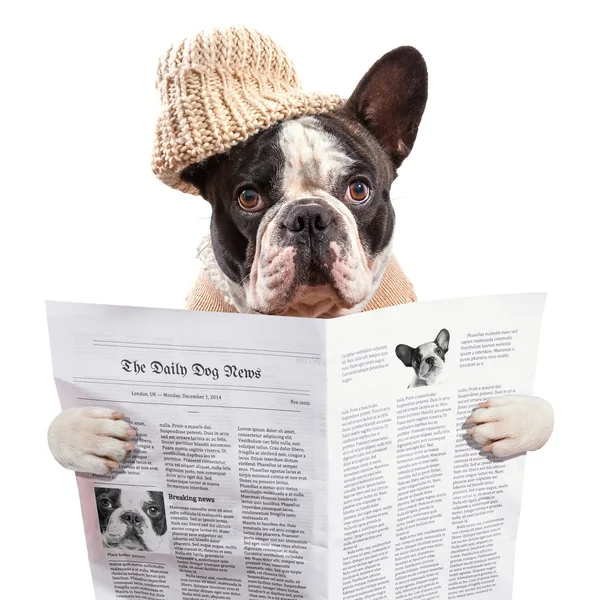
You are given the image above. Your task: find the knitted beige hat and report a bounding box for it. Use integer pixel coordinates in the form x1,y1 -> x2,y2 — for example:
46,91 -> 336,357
152,26 -> 344,195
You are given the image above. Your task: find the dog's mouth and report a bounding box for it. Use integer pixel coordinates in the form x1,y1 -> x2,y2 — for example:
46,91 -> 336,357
244,198 -> 385,317
247,241 -> 372,317
103,521 -> 150,551
119,531 -> 149,551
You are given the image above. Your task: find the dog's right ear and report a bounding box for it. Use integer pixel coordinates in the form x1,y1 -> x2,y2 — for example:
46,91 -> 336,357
346,46 -> 428,168
395,344 -> 415,367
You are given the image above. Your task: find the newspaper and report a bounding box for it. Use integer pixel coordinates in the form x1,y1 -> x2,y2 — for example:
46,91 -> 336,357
46,293 -> 545,600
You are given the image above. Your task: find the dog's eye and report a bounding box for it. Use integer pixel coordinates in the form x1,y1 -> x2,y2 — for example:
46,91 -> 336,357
238,189 -> 264,212
345,181 -> 370,204
100,498 -> 113,509
147,506 -> 161,517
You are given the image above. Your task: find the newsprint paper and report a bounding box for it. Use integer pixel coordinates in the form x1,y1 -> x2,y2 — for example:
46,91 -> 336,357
46,293 -> 545,600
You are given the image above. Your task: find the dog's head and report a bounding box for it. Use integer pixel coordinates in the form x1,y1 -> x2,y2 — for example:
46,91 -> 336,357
181,46 -> 427,317
95,488 -> 167,552
396,328 -> 450,385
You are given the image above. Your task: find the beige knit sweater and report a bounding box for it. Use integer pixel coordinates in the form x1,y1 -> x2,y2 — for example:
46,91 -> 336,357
185,256 -> 416,313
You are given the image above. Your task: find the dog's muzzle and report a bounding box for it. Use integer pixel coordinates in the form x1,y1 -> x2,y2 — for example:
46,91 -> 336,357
419,355 -> 443,379
246,196 -> 378,316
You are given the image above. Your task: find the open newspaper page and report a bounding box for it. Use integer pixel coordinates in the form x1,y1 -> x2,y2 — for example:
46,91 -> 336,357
47,294 -> 545,600
325,293 -> 545,600
46,302 -> 330,600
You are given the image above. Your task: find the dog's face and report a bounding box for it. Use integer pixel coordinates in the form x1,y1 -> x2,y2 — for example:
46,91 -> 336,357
95,488 -> 167,552
182,47 -> 428,317
396,329 -> 450,385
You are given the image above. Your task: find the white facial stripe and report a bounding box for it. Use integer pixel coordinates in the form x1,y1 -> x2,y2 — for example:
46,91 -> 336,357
278,117 -> 355,199
420,342 -> 439,357
119,490 -> 152,509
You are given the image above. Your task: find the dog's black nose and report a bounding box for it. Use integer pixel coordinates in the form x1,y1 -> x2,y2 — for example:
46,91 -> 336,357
426,357 -> 435,366
121,511 -> 143,527
283,204 -> 332,234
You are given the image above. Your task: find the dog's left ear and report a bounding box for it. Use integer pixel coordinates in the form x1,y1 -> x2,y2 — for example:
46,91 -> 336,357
346,46 -> 428,168
435,329 -> 450,352
395,344 -> 415,367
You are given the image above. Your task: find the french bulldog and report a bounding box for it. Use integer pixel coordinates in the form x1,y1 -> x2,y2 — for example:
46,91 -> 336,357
396,328 -> 450,387
47,44 -> 554,473
95,487 -> 167,552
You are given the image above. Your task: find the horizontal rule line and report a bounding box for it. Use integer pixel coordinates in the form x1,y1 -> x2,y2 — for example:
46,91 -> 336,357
77,398 -> 302,412
92,340 -> 320,359
93,482 -> 157,488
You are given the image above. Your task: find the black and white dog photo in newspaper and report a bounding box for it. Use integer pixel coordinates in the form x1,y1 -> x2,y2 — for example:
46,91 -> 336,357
95,488 -> 168,552
396,328 -> 450,387
48,28 -> 554,480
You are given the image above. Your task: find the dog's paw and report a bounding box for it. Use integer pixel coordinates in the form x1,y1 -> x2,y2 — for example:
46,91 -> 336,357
48,407 -> 136,475
465,395 -> 554,458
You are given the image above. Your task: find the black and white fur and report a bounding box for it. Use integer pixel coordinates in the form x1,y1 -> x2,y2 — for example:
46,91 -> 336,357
396,328 -> 450,387
48,44 -> 554,471
95,488 -> 167,552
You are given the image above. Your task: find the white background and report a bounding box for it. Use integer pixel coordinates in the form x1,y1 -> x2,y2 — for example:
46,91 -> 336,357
1,1 -> 598,598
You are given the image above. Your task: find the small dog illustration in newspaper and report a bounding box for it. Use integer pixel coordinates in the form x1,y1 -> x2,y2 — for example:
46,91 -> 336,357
395,329 -> 450,387
95,487 -> 168,552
